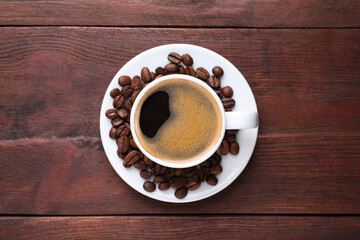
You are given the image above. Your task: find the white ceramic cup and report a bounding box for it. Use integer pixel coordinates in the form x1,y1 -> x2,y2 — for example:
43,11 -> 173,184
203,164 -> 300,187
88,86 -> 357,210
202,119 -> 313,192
130,74 -> 258,168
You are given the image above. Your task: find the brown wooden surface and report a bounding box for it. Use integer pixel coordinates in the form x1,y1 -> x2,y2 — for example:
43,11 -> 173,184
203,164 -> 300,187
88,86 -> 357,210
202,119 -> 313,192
1,216 -> 360,240
0,0 -> 360,27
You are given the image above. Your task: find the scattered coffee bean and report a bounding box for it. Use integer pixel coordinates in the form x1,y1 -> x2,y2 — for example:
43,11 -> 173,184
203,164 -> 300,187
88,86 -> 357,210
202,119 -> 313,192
209,153 -> 221,165
196,67 -> 210,80
229,141 -> 240,155
207,75 -> 220,89
198,167 -> 207,182
175,187 -> 188,199
206,175 -> 218,186
134,160 -> 147,171
221,98 -> 235,108
155,67 -> 165,75
181,54 -> 193,66
219,139 -> 229,155
212,66 -> 224,77
226,130 -> 239,135
117,136 -> 129,153
150,72 -> 156,81
110,88 -> 121,98
225,134 -> 236,143
168,52 -> 182,64
140,170 -> 152,179
105,109 -> 118,119
170,176 -> 188,189
131,75 -> 142,90
200,159 -> 211,167
225,108 -> 232,112
124,99 -> 132,112
109,127 -> 117,139
111,117 -> 124,128
174,168 -> 184,177
185,167 -> 197,178
129,139 -> 138,149
155,164 -> 167,175
179,66 -> 185,74
210,164 -> 223,175
143,156 -> 153,165
113,95 -> 125,109
141,67 -> 151,83
118,75 -> 131,87
143,181 -> 156,192
117,108 -> 128,119
120,85 -> 134,99
153,175 -> 166,183
155,74 -> 164,79
116,124 -> 130,137
164,63 -> 179,72
158,181 -> 170,191
214,88 -> 222,95
117,149 -> 125,159
124,150 -> 141,165
184,67 -> 190,75
222,86 -> 233,98
123,160 -> 132,168
187,178 -> 201,191
186,66 -> 196,77
131,91 -> 140,103
164,168 -> 175,180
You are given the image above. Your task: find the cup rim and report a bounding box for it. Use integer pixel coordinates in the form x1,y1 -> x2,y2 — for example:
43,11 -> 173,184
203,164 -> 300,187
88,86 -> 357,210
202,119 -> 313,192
130,74 -> 226,168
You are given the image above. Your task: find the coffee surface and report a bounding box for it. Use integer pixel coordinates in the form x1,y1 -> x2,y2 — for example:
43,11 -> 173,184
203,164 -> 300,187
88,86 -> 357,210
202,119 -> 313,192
136,79 -> 222,163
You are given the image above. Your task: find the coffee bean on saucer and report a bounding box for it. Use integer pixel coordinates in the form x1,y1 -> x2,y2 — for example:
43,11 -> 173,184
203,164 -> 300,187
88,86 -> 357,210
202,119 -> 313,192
197,167 -> 207,182
226,130 -> 239,135
105,109 -> 118,119
187,178 -> 201,191
143,156 -> 153,165
219,139 -> 229,155
155,164 -> 167,175
117,108 -> 128,119
179,66 -> 185,74
124,99 -> 132,112
214,88 -> 222,95
200,159 -> 211,167
118,75 -> 131,87
110,88 -> 121,98
164,168 -> 175,180
140,170 -> 152,179
222,86 -> 233,98
175,187 -> 188,199
113,95 -> 125,109
141,67 -> 151,83
109,127 -> 117,139
212,66 -> 224,77
170,176 -> 188,189
111,117 -> 124,128
150,71 -> 156,81
225,134 -> 236,143
181,54 -> 193,66
116,124 -> 130,137
155,74 -> 164,79
159,181 -> 170,191
206,175 -> 218,186
164,63 -> 179,72
131,75 -> 142,90
134,160 -> 147,171
131,91 -> 140,103
117,149 -> 126,159
143,181 -> 156,192
155,67 -> 165,76
129,139 -> 138,149
209,153 -> 221,165
229,141 -> 240,155
221,98 -> 235,108
123,160 -> 132,168
174,168 -> 184,177
209,164 -> 223,175
168,52 -> 182,64
196,67 -> 210,80
124,150 -> 141,165
225,109 -> 232,112
120,85 -> 134,99
117,136 -> 129,153
186,66 -> 196,77
153,175 -> 166,183
185,167 -> 197,178
184,67 -> 190,75
207,75 -> 220,89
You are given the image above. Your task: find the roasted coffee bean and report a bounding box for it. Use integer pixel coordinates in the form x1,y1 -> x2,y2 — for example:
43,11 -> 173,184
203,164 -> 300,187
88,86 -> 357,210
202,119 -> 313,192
186,66 -> 196,77
187,178 -> 201,191
141,67 -> 151,82
105,109 -> 118,119
123,160 -> 131,168
226,130 -> 239,135
179,66 -> 185,74
220,139 -> 229,155
143,156 -> 153,165
184,67 -> 190,75
143,181 -> 156,192
221,98 -> 236,108
181,54 -> 193,66
164,168 -> 175,179
168,52 -> 182,64
113,95 -> 125,109
225,134 -> 236,143
125,114 -> 130,123
229,141 -> 240,155
164,63 -> 179,72
116,124 -> 130,137
212,66 -> 224,77
140,170 -> 152,179
155,74 -> 164,79
155,164 -> 167,175
222,86 -> 233,98
219,95 -> 224,100
111,117 -> 124,127
158,181 -> 170,191
134,160 -> 147,171
117,136 -> 129,153
206,175 -> 218,186
175,187 -> 188,199
129,139 -> 138,149
120,85 -> 134,99
118,75 -> 131,86
200,159 -> 211,167
155,67 -> 166,75
174,168 -> 184,177
109,127 -> 117,139
207,75 -> 221,89
150,71 -> 156,81
153,175 -> 166,183
196,67 -> 210,80
110,88 -> 121,98
117,149 -> 126,159
117,108 -> 128,119
124,150 -> 141,165
209,153 -> 221,165
131,75 -> 142,90
210,164 -> 223,175
185,167 -> 197,178
170,176 -> 188,189
214,88 -> 222,95
198,167 -> 207,182
225,109 -> 232,112
131,91 -> 140,103
124,99 -> 132,112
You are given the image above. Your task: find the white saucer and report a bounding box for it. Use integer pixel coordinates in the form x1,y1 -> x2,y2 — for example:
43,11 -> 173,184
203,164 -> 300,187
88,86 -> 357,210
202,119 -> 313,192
100,44 -> 258,203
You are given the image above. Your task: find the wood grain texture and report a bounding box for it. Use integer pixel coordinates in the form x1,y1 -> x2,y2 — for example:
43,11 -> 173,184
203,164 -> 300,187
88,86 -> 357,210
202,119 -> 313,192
1,216 -> 359,240
0,27 -> 359,140
0,135 -> 359,215
0,0 -> 360,27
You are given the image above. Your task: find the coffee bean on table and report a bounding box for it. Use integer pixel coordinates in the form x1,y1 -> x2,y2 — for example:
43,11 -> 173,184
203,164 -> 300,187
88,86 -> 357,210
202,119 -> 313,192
222,86 -> 233,98
109,127 -> 117,139
168,52 -> 182,64
175,187 -> 188,199
198,167 -> 207,182
196,67 -> 210,80
111,117 -> 124,128
105,109 -> 118,119
210,164 -> 223,175
207,75 -> 220,89
221,98 -> 236,108
129,138 -> 138,149
120,85 -> 134,99
164,63 -> 179,72
170,176 -> 188,189
143,181 -> 156,192
118,75 -> 131,87
179,66 -> 185,74
181,54 -> 193,66
229,141 -> 240,155
155,67 -> 165,76
116,124 -> 130,137
110,88 -> 121,98
113,95 -> 125,109
186,66 -> 196,77
134,160 -> 147,170
212,66 -> 224,77
141,67 -> 151,83
117,136 -> 129,153
187,178 -> 201,191
158,181 -> 170,191
140,170 -> 152,179
117,108 -> 128,119
124,150 -> 141,165
131,75 -> 142,90
153,175 -> 166,183
131,91 -> 140,103
206,175 -> 218,186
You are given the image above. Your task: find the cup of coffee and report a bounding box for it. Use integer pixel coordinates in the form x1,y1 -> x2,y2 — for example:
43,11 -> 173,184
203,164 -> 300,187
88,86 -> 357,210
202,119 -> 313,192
130,74 -> 258,168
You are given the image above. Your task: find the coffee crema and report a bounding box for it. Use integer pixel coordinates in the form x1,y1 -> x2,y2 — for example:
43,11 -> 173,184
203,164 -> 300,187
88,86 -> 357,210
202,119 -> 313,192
134,78 -> 222,164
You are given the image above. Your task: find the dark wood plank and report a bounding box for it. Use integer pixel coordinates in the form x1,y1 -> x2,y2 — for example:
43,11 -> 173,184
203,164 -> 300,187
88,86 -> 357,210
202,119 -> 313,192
0,216 -> 359,240
0,135 -> 359,215
0,1 -> 360,27
0,27 -> 359,140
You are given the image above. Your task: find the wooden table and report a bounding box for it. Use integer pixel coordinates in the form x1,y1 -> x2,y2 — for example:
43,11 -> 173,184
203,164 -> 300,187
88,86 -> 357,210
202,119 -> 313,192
1,1 -> 359,239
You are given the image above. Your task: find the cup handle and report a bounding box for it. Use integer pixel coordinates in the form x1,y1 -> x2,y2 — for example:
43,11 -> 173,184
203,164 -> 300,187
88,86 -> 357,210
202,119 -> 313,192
224,111 -> 258,129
